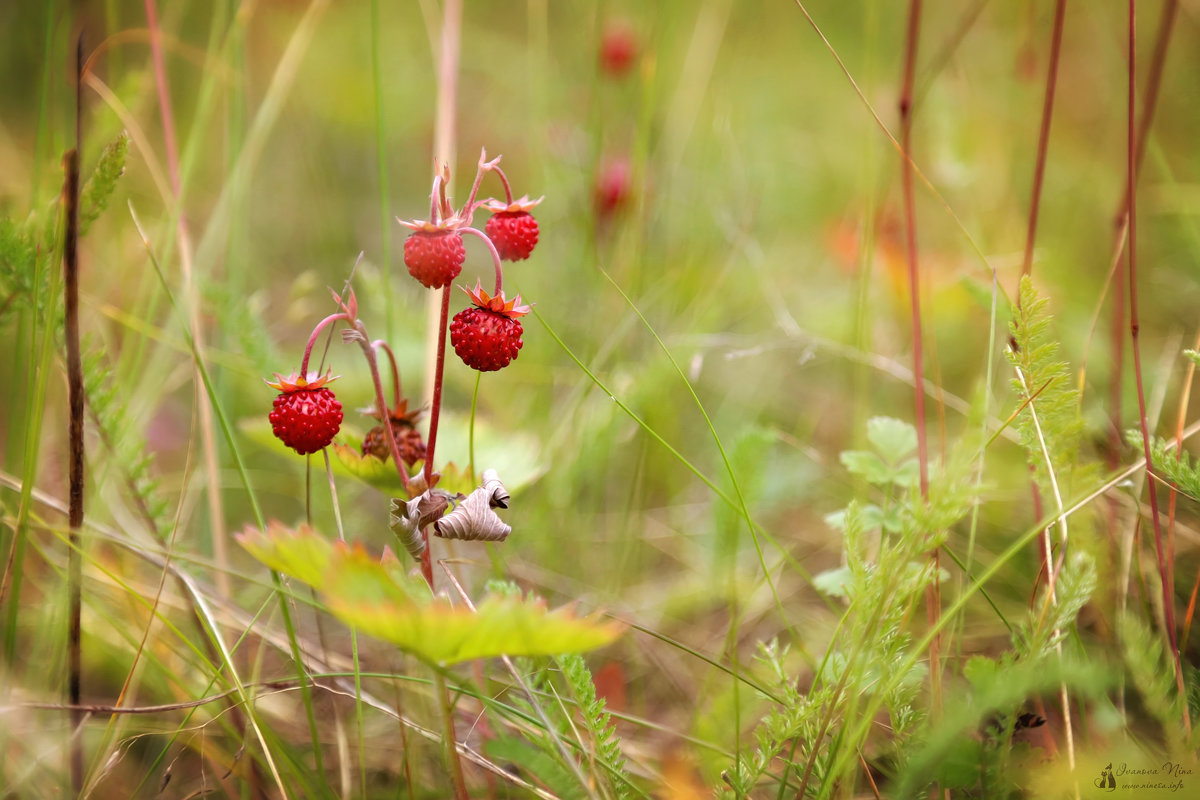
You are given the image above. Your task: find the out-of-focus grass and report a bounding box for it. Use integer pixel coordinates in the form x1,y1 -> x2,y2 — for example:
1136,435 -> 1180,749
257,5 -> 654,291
2,0 -> 1199,796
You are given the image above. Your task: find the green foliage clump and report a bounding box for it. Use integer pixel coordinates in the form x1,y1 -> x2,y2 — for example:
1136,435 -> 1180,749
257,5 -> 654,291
1005,276 -> 1091,499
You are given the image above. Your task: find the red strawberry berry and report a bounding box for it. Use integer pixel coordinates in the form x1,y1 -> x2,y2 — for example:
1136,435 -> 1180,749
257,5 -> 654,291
266,371 -> 343,455
398,220 -> 465,288
483,196 -> 543,261
449,282 -> 531,372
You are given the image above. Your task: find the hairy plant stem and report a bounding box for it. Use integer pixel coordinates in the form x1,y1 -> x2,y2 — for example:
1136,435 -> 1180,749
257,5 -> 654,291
898,0 -> 941,726
1106,0 -> 1179,469
1020,0 -> 1066,280
460,226 -> 506,296
64,35 -> 85,793
1124,0 -> 1189,730
372,339 -> 403,407
419,288 -> 453,589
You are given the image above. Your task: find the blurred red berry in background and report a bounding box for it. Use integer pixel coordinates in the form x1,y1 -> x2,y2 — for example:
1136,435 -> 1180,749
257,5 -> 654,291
594,157 -> 633,220
599,23 -> 637,77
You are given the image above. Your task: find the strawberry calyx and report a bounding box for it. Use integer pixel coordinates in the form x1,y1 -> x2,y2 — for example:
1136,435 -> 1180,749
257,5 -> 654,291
482,195 -> 544,215
396,217 -> 466,233
265,369 -> 340,392
360,398 -> 424,426
460,280 -> 531,318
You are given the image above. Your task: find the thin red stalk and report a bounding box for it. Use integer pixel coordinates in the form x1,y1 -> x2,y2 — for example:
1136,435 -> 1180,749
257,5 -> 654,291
143,0 -> 180,196
460,148 -> 502,225
1106,0 -> 1178,468
1125,0 -> 1187,717
357,331 -> 411,495
461,227 -> 506,295
1018,0 -> 1066,620
899,0 -> 928,499
299,312 -> 351,375
899,0 -> 940,726
418,288 -> 453,589
423,290 -> 452,487
371,339 -> 403,408
1020,0 -> 1066,280
65,34 -> 85,793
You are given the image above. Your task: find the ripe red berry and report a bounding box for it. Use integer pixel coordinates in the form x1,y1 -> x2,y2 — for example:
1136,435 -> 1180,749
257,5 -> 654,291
265,371 -> 343,455
399,222 -> 465,289
486,212 -> 539,261
483,196 -> 543,261
449,282 -> 531,372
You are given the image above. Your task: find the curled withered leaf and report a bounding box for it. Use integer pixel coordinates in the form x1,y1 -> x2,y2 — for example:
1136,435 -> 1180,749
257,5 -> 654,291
389,490 -> 464,559
388,497 -> 425,559
341,328 -> 366,344
481,469 -> 509,509
434,486 -> 511,543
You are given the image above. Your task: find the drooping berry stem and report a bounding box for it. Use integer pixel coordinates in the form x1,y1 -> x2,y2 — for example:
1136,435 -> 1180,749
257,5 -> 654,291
461,226 -> 505,296
299,312 -> 352,376
354,330 -> 411,495
371,339 -> 403,408
491,164 -> 515,204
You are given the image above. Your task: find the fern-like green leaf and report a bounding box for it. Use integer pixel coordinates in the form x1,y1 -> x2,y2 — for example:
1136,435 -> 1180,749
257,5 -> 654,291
557,652 -> 634,800
1006,276 -> 1088,498
79,131 -> 128,236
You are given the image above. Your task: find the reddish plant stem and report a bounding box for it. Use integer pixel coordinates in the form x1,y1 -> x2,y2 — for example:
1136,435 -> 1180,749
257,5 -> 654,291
460,227 -> 506,296
1019,0 -> 1066,608
899,0 -> 940,726
356,330 -> 411,496
298,312 -> 351,375
65,34 -> 85,794
143,0 -> 180,196
417,288 -> 454,589
1125,0 -> 1187,721
460,149 -> 502,225
372,339 -> 403,408
423,289 -> 453,488
1020,0 -> 1066,280
899,0 -> 928,500
1106,0 -> 1179,468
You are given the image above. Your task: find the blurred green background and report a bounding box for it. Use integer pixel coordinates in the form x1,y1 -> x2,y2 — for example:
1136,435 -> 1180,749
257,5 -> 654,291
2,0 -> 1199,794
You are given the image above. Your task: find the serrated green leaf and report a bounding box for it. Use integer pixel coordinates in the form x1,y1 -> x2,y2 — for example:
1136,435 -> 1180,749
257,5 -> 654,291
840,450 -> 891,484
239,522 -> 622,666
236,522 -> 335,589
866,416 -> 918,461
327,592 -> 622,666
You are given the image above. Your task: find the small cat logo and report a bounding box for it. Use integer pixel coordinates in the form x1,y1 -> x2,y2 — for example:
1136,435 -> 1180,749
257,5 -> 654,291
1093,763 -> 1116,792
